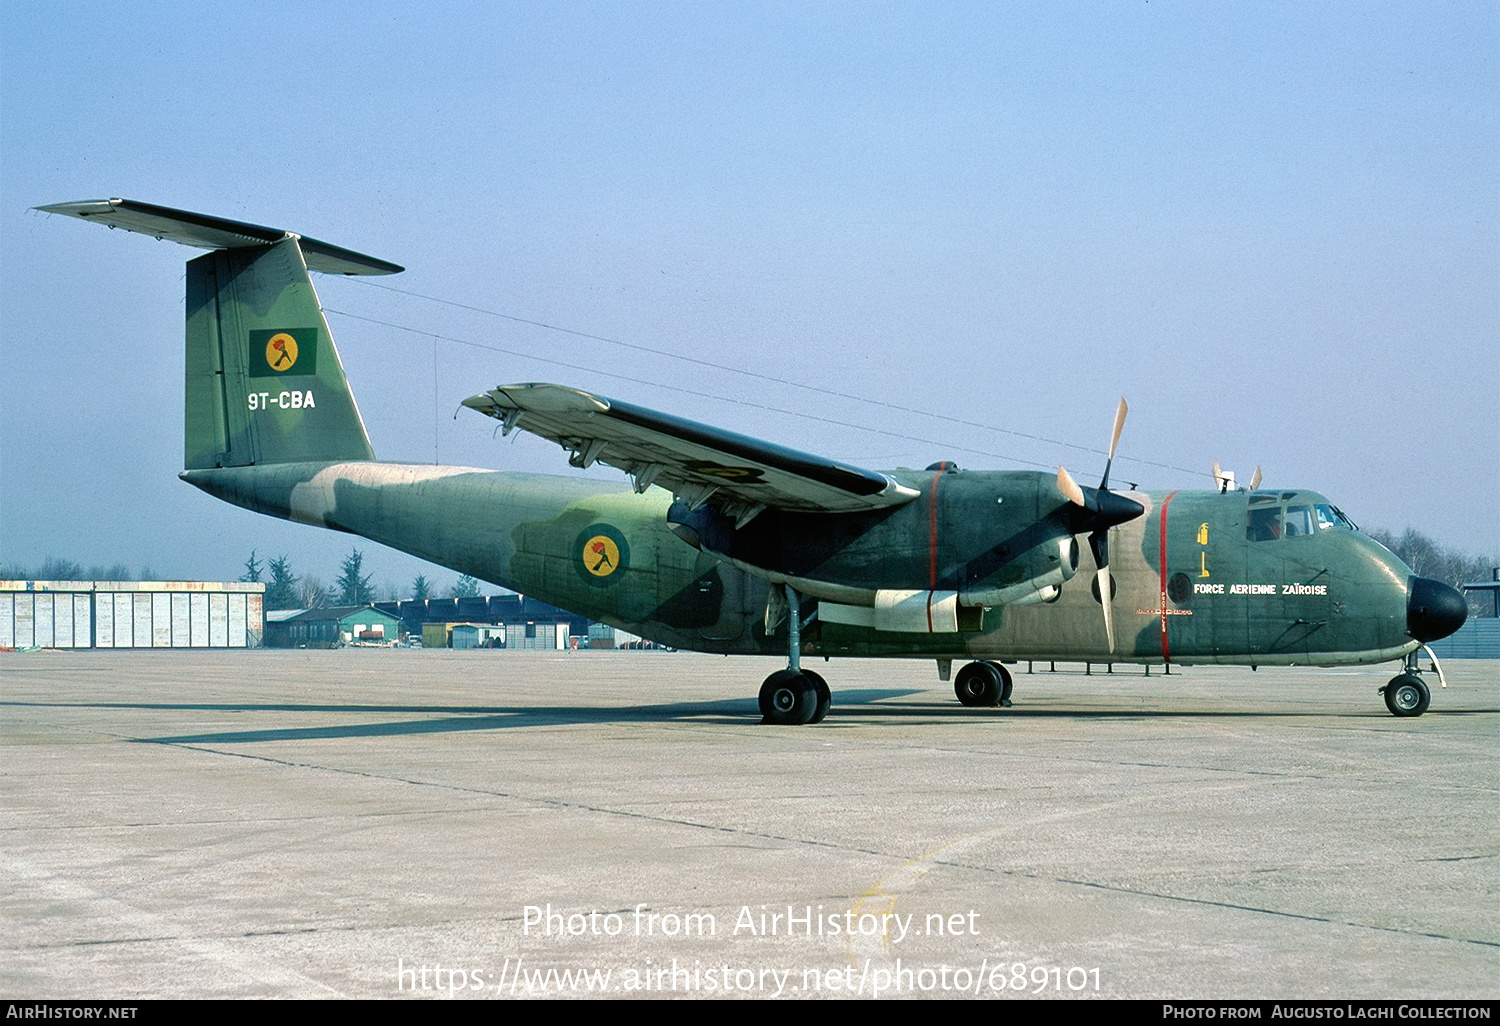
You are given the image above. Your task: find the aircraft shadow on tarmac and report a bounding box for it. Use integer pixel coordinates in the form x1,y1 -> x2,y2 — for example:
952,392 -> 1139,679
7,690 -> 1489,746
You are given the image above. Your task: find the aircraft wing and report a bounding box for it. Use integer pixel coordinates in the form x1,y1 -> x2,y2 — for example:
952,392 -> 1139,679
462,384 -> 920,521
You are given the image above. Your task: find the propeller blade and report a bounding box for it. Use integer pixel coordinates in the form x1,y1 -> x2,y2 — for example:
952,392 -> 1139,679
1212,460 -> 1238,493
1249,466 -> 1263,490
1100,398 -> 1128,491
1089,518 -> 1116,653
1057,466 -> 1085,506
1108,398 -> 1128,462
1097,566 -> 1115,653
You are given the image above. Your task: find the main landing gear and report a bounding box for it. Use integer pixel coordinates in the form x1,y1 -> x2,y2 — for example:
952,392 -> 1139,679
759,588 -> 831,726
755,588 -> 1019,724
954,660 -> 1013,708
1380,649 -> 1444,718
758,668 -> 831,725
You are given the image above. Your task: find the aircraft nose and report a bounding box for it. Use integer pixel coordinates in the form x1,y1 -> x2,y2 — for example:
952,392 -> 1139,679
1407,577 -> 1467,642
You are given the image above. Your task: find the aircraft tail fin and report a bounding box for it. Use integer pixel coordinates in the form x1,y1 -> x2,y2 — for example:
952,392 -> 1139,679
37,198 -> 399,469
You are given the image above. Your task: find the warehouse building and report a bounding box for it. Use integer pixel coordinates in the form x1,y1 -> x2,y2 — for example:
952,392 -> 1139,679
376,594 -> 590,641
0,581 -> 264,648
262,605 -> 404,648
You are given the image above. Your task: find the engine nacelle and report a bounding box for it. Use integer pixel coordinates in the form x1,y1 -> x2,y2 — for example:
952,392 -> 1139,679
960,535 -> 1079,607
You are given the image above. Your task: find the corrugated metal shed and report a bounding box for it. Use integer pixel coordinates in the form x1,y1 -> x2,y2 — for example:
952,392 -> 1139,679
0,581 -> 264,648
503,621 -> 569,651
451,624 -> 504,650
1427,619 -> 1500,659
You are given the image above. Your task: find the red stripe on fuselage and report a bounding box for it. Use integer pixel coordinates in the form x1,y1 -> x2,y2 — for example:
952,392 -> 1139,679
928,471 -> 943,590
928,471 -> 943,630
1158,491 -> 1179,663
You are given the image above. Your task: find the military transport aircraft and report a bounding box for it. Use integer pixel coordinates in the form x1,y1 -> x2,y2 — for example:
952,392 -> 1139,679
38,199 -> 1468,724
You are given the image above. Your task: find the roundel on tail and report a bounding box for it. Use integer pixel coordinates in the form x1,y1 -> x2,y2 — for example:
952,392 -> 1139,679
266,333 -> 299,372
249,328 -> 319,377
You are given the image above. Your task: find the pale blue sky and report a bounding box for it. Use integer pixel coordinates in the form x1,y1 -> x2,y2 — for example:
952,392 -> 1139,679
3,2 -> 1496,589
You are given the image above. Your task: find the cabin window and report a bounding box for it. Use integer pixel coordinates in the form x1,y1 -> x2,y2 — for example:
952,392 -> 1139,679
1168,573 -> 1192,604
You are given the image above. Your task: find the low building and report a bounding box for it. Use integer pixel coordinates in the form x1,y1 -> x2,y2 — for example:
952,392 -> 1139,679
376,593 -> 591,640
450,623 -> 504,649
262,605 -> 403,648
1427,620 -> 1500,659
1428,569 -> 1500,659
0,581 -> 264,649
503,620 -> 569,651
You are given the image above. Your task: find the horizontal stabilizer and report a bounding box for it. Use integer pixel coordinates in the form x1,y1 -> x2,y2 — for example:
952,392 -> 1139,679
35,198 -> 403,276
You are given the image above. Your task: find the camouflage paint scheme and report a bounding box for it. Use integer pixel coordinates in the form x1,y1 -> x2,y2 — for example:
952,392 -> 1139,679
186,462 -> 1422,668
40,200 -> 1464,705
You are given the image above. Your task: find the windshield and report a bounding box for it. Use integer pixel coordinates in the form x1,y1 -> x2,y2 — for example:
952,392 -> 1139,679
1247,501 -> 1358,542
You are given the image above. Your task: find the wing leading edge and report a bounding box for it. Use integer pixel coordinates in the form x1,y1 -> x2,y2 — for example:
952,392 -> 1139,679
462,383 -> 920,523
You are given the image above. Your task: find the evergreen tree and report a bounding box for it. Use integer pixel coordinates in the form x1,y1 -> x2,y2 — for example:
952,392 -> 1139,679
411,574 -> 431,601
240,550 -> 264,584
450,574 -> 481,599
265,556 -> 300,610
337,548 -> 375,606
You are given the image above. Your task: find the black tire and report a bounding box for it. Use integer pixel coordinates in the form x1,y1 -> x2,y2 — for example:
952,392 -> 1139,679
1384,674 -> 1430,717
802,669 -> 832,724
954,661 -> 1002,707
984,660 -> 1014,703
759,670 -> 819,725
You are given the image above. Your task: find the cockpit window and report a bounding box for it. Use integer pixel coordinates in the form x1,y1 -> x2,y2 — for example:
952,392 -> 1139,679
1250,498 -> 1359,541
1247,507 -> 1282,542
1284,505 -> 1313,537
1315,504 -> 1356,531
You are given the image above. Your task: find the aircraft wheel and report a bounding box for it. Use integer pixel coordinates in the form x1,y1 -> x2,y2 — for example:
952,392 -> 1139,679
983,660 -> 1014,705
954,661 -> 1002,707
760,670 -> 819,725
802,669 -> 832,724
1383,674 -> 1430,717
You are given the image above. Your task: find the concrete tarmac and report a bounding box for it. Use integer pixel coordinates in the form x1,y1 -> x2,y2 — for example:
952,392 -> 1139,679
2,649 -> 1495,1000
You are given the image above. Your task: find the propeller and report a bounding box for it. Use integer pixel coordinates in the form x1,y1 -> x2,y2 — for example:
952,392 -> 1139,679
1056,398 -> 1145,654
1212,461 -> 1263,493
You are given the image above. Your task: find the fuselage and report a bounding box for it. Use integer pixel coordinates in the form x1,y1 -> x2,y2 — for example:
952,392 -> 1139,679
183,461 -> 1443,667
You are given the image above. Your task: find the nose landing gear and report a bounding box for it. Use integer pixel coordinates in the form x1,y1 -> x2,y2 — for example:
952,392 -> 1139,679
1382,674 -> 1430,717
1381,649 -> 1444,717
